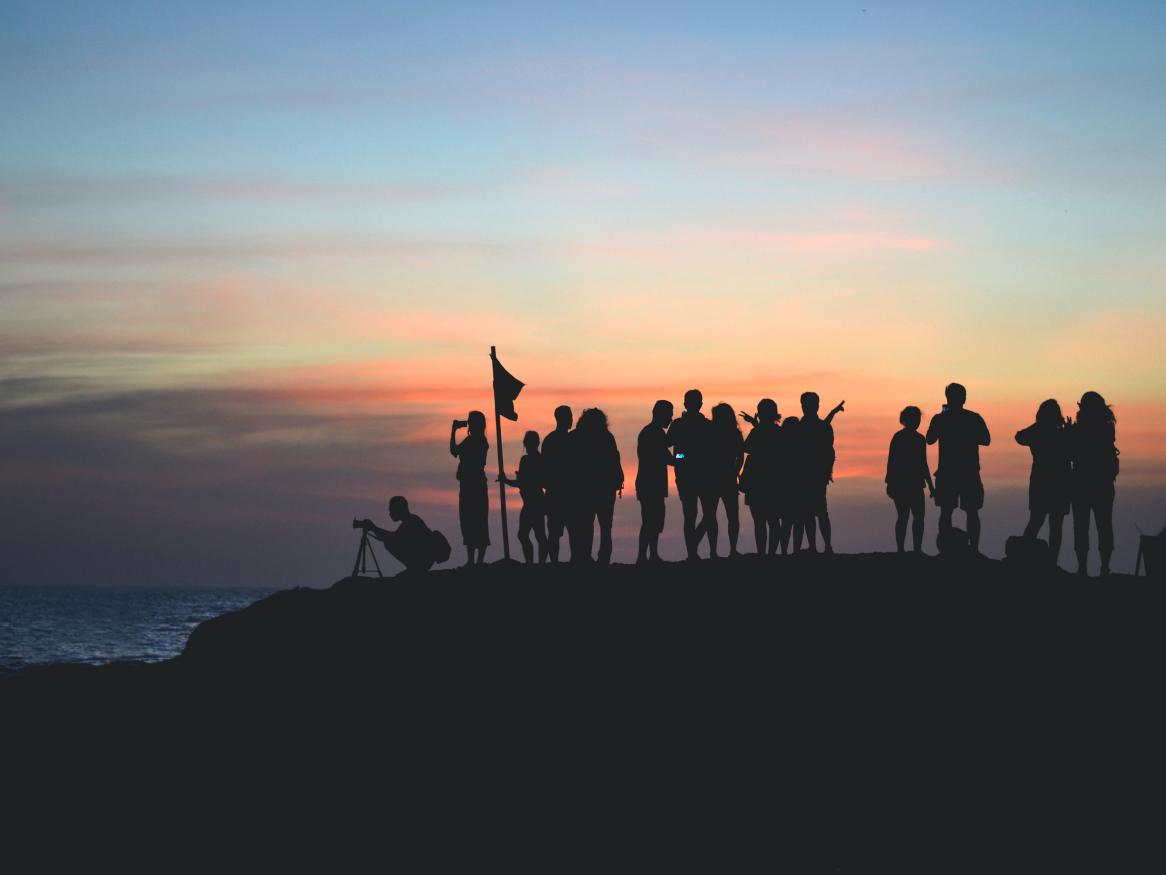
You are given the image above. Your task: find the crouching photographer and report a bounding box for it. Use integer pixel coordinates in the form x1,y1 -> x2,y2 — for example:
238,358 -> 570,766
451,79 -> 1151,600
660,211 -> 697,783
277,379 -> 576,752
354,496 -> 451,575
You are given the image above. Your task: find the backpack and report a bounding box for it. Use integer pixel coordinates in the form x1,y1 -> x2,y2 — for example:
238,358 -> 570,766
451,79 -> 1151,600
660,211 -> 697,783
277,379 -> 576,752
429,529 -> 452,565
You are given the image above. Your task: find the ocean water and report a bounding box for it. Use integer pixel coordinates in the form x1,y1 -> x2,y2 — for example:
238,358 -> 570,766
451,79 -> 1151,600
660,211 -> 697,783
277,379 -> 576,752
0,586 -> 275,669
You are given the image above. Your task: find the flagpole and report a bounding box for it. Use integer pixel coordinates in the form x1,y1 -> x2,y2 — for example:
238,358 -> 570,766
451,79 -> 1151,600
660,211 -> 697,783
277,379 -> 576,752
490,345 -> 512,561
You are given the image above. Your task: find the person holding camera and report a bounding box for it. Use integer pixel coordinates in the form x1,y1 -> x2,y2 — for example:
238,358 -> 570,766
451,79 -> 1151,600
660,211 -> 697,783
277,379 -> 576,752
355,496 -> 443,574
451,411 -> 490,566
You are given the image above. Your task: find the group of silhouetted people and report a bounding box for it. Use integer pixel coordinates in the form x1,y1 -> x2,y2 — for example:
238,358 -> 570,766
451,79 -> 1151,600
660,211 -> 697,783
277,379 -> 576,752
366,383 -> 1120,576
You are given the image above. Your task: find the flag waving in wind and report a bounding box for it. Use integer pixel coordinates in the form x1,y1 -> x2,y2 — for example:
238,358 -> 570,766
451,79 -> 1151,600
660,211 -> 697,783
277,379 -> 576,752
491,350 -> 524,421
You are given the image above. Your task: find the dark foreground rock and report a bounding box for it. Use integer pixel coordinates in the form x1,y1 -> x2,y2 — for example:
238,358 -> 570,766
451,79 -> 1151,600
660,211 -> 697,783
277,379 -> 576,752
3,553 -> 1162,868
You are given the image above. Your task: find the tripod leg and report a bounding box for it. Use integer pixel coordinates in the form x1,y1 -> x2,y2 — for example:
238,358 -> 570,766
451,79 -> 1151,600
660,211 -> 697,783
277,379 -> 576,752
368,538 -> 383,577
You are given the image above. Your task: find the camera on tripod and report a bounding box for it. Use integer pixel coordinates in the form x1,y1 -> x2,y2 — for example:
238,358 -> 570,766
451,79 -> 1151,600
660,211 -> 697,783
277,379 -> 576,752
351,518 -> 382,577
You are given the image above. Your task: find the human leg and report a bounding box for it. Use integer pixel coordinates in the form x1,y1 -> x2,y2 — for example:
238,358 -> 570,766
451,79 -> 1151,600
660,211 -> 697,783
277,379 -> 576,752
701,492 -> 720,558
893,497 -> 910,552
1072,497 -> 1091,575
750,503 -> 768,555
680,490 -> 699,560
724,490 -> 740,555
597,491 -> 616,565
1096,492 -> 1114,575
910,492 -> 925,552
1047,511 -> 1064,566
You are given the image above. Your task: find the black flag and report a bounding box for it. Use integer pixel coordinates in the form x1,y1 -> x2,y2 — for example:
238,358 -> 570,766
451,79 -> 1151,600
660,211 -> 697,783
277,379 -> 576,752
492,352 -> 524,421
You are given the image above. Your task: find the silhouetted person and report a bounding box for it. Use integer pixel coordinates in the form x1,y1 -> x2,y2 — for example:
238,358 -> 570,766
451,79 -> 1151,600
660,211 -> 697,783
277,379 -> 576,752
797,392 -> 842,554
706,403 -> 745,557
926,383 -> 990,554
636,400 -> 675,563
357,496 -> 436,574
451,410 -> 489,566
740,399 -> 783,555
541,405 -> 573,563
668,389 -> 715,561
568,408 -> 624,564
1015,399 -> 1072,566
1068,391 -> 1118,576
780,415 -> 805,552
886,406 -> 934,553
499,430 -> 548,564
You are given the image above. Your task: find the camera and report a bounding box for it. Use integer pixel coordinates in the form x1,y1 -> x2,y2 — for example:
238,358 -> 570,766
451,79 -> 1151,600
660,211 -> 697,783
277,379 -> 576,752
453,418 -> 468,428
352,518 -> 369,530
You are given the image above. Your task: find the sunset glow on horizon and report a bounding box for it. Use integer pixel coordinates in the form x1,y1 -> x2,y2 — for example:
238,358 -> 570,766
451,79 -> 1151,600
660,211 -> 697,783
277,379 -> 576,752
3,1 -> 1164,583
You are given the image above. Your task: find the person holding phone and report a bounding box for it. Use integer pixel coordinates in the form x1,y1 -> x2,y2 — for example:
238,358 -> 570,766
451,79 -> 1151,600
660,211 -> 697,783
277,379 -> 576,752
635,400 -> 675,563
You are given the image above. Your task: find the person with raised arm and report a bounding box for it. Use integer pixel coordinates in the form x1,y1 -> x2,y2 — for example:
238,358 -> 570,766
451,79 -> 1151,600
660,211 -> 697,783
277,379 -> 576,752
451,410 -> 490,566
740,399 -> 783,555
797,393 -> 843,554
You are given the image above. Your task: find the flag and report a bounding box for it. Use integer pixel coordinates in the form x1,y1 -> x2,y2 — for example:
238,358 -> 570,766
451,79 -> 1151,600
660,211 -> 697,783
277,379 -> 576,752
492,352 -> 524,421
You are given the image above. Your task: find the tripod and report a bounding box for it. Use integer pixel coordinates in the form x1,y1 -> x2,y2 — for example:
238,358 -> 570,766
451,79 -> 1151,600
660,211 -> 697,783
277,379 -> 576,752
352,527 -> 384,578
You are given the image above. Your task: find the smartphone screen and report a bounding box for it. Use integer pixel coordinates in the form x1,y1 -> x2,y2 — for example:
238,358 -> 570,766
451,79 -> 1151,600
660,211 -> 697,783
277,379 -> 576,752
676,452 -> 686,460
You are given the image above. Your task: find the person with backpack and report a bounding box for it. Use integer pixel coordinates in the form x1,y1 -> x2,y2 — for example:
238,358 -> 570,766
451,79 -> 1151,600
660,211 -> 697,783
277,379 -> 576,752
1068,391 -> 1119,576
357,496 -> 449,574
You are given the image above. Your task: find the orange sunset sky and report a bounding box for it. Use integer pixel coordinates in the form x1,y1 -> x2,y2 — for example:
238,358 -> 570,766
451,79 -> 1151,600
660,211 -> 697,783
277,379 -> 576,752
2,2 -> 1164,583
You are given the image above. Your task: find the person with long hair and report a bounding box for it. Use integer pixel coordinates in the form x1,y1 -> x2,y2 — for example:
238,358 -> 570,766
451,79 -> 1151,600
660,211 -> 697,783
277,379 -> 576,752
450,410 -> 490,566
1015,399 -> 1071,566
1068,391 -> 1118,576
740,399 -> 783,555
704,402 -> 745,557
569,407 -> 624,564
886,406 -> 934,553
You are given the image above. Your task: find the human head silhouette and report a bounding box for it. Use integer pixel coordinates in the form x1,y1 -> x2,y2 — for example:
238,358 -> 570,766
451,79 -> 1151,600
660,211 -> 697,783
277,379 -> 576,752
683,389 -> 702,414
467,410 -> 486,435
554,405 -> 573,430
578,407 -> 608,433
944,383 -> 967,409
1078,391 -> 1115,424
651,399 -> 674,428
800,392 -> 820,417
523,430 -> 540,452
388,495 -> 409,521
1036,399 -> 1063,428
899,406 -> 922,430
711,402 -> 735,430
757,398 -> 779,425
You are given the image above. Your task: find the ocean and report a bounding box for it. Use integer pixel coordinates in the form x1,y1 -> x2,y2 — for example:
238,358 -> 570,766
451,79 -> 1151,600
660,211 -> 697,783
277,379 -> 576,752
0,586 -> 276,669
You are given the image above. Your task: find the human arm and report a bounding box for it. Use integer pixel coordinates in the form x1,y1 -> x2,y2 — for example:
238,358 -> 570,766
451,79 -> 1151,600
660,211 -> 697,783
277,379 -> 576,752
824,400 -> 845,425
925,414 -> 940,445
1015,423 -> 1037,447
977,413 -> 991,447
449,420 -> 464,456
739,411 -> 758,427
921,439 -> 935,496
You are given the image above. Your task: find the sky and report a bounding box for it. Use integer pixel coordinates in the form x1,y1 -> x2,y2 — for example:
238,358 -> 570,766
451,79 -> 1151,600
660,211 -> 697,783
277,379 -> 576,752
2,1 -> 1164,584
